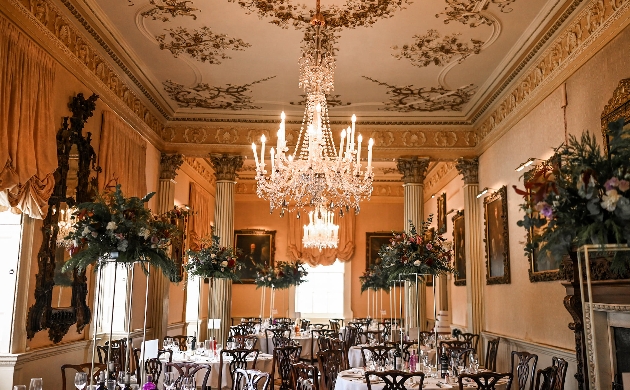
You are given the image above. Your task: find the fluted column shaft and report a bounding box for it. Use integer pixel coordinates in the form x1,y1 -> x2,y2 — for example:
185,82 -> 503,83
151,154 -> 183,342
209,154 -> 243,345
397,157 -> 429,331
456,158 -> 484,358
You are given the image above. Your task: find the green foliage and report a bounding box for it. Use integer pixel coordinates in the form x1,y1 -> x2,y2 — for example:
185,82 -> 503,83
360,263 -> 392,292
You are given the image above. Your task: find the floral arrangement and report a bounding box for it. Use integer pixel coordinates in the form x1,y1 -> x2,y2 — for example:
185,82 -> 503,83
378,216 -> 455,283
514,120 -> 630,273
360,264 -> 392,292
254,260 -> 308,289
185,228 -> 241,280
62,185 -> 186,279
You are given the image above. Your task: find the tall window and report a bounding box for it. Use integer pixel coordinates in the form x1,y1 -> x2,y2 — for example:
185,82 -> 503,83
295,261 -> 344,319
0,212 -> 22,353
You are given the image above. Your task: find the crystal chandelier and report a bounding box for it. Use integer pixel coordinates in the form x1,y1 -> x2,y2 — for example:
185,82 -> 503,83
55,205 -> 76,247
302,204 -> 339,250
252,3 -> 374,216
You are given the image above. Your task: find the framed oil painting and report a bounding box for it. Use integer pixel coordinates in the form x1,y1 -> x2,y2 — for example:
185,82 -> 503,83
452,210 -> 466,286
234,229 -> 276,283
484,186 -> 511,285
524,161 -> 564,282
365,232 -> 395,270
437,193 -> 447,234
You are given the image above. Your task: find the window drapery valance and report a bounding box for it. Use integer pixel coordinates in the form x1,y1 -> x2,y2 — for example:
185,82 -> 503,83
188,182 -> 213,251
287,211 -> 355,266
0,16 -> 57,219
98,111 -> 147,197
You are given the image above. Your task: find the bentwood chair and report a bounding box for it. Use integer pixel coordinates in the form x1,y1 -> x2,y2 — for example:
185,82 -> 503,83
61,363 -> 107,390
458,372 -> 513,390
364,370 -> 425,390
271,345 -> 302,390
235,368 -> 271,390
166,362 -> 211,390
511,351 -> 539,390
291,362 -> 320,390
219,348 -> 260,390
317,349 -> 344,390
360,345 -> 395,367
485,338 -> 500,371
551,357 -> 569,390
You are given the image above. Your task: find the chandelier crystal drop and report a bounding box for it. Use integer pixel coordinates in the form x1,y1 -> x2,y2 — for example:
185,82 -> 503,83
302,204 -> 339,250
252,4 -> 374,216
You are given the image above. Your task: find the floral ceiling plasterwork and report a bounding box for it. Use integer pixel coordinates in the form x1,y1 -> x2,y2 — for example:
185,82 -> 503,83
475,0 -> 630,141
438,0 -> 519,27
10,0 -> 166,136
392,30 -> 484,68
156,27 -> 251,64
141,0 -> 200,22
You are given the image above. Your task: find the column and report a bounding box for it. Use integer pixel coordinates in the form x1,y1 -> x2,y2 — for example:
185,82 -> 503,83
396,157 -> 429,331
151,153 -> 183,342
208,154 -> 243,345
455,158 -> 484,356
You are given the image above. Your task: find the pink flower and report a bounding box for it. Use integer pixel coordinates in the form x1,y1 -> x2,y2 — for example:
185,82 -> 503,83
426,244 -> 433,250
605,177 -> 620,191
619,180 -> 630,192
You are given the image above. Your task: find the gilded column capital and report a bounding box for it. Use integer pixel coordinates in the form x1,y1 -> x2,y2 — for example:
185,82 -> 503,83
160,153 -> 184,180
209,154 -> 244,181
396,157 -> 430,184
456,157 -> 479,185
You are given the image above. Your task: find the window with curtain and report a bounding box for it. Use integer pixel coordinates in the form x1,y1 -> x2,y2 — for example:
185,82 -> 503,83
295,260 -> 345,319
0,211 -> 22,352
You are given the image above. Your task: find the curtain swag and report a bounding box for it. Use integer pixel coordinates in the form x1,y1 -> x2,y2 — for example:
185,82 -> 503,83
189,182 -> 213,251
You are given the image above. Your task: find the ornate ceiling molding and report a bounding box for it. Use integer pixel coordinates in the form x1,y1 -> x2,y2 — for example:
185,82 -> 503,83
424,161 -> 458,199
7,0 -> 166,136
183,157 -> 216,187
392,30 -> 484,68
141,0 -> 200,22
475,0 -> 630,144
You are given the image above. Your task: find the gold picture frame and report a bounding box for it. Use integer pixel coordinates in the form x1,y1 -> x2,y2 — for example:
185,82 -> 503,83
484,186 -> 510,285
437,192 -> 447,234
452,210 -> 466,286
234,229 -> 276,283
601,78 -> 630,154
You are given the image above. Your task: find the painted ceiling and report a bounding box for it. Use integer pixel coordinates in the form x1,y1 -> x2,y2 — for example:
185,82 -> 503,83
77,0 -> 568,124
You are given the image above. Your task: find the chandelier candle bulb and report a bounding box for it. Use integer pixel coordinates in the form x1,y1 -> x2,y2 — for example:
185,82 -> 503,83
252,143 -> 259,167
346,126 -> 351,155
351,115 -> 356,151
367,138 -> 374,174
271,147 -> 275,173
261,134 -> 266,169
338,129 -> 346,165
356,134 -> 362,173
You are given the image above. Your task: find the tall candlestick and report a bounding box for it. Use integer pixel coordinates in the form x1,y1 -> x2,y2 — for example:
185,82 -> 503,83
270,147 -> 275,173
252,143 -> 259,167
367,138 -> 374,174
261,134 -> 266,168
356,134 -> 362,173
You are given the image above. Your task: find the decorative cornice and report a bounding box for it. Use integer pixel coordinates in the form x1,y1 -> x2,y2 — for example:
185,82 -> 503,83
8,0 -> 165,136
424,162 -> 458,194
183,157 -> 216,187
208,154 -> 244,181
455,157 -> 479,184
396,157 -> 430,184
168,118 -> 473,125
475,0 -> 630,142
159,153 -> 184,180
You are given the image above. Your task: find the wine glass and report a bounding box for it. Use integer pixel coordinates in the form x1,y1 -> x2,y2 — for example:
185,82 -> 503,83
29,378 -> 42,390
163,372 -> 176,390
74,372 -> 88,390
117,371 -> 127,389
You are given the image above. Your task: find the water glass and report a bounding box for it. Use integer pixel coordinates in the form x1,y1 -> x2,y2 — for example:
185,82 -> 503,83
29,378 -> 43,390
117,372 -> 127,388
13,386 -> 26,390
163,372 -> 176,390
75,372 -> 88,390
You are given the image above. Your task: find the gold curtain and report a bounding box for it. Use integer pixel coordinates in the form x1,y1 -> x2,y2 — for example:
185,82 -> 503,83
0,16 -> 57,219
98,111 -> 147,197
188,182 -> 213,250
287,210 -> 355,266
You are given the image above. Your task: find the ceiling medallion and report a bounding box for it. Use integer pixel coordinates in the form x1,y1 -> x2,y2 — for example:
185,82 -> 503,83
252,2 -> 374,218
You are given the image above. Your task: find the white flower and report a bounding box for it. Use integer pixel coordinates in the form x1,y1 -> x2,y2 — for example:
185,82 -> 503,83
211,254 -> 216,259
138,228 -> 150,239
91,231 -> 98,238
601,189 -> 621,211
82,227 -> 91,236
106,221 -> 117,231
221,261 -> 228,267
413,260 -> 421,266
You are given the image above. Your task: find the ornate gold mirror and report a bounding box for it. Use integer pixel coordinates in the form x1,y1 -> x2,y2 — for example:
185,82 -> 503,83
601,78 -> 630,153
26,93 -> 100,343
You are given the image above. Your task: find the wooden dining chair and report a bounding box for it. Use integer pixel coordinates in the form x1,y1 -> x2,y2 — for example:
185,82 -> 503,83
271,345 -> 302,390
551,357 -> 568,390
360,345 -> 395,367
133,347 -> 173,378
385,341 -> 417,363
458,372 -> 513,390
233,334 -> 259,350
485,338 -> 500,371
439,339 -> 471,352
300,319 -> 311,331
219,348 -> 260,390
364,370 -> 425,390
164,335 -> 196,351
309,329 -> 337,364
312,323 -> 330,330
61,363 -> 107,390
165,362 -> 211,390
457,333 -> 480,351
511,351 -> 539,390
235,368 -> 271,390
291,362 -> 320,390
534,366 -> 558,390
329,319 -> 341,332
317,349 -> 344,390
266,327 -> 290,351
358,330 -> 383,345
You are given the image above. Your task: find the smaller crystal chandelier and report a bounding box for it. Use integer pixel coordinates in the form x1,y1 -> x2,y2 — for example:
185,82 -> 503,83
55,205 -> 76,246
302,204 -> 339,250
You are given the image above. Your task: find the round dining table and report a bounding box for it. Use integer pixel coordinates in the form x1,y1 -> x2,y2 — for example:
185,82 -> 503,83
334,369 -> 510,390
165,350 -> 274,389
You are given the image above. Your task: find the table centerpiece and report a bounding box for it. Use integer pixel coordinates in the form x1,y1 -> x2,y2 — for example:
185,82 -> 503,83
254,260 -> 308,321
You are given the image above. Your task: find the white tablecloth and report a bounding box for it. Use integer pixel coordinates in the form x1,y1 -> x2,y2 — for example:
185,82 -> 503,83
168,351 -> 274,389
256,334 -> 319,359
334,369 -> 508,390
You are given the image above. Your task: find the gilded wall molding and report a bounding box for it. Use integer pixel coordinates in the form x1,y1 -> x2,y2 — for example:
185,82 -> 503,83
183,157 -> 216,187
424,162 -> 458,198
6,0 -> 166,138
475,0 -> 630,144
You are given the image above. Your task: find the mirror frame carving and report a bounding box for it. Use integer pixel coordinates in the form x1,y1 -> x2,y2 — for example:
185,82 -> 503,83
601,78 -> 630,153
26,93 -> 100,343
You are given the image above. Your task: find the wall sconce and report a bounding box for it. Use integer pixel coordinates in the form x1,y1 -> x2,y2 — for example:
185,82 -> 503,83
515,158 -> 542,172
476,187 -> 497,199
446,208 -> 458,215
